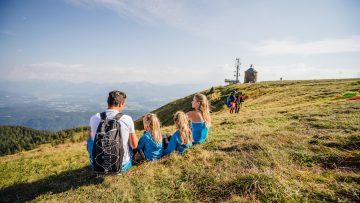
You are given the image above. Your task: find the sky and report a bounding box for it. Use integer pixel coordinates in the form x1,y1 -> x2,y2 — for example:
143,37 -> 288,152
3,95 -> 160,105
0,0 -> 359,86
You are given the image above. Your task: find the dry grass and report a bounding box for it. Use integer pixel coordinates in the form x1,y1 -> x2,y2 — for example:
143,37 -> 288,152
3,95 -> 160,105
0,78 -> 359,202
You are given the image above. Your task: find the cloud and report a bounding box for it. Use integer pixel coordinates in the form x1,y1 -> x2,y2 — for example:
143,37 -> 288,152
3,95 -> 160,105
255,63 -> 358,81
16,49 -> 24,53
66,0 -> 215,36
6,62 -> 228,85
252,36 -> 360,55
66,0 -> 185,24
4,62 -> 358,85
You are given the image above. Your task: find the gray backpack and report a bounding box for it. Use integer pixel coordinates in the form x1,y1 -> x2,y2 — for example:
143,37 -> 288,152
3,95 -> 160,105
92,112 -> 124,174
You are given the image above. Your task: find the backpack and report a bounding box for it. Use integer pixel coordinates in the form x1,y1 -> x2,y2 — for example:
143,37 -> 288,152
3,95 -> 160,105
92,112 -> 124,174
240,95 -> 245,102
226,96 -> 232,107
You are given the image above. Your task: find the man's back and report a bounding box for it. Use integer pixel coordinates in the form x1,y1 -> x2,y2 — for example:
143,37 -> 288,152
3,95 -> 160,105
89,109 -> 135,166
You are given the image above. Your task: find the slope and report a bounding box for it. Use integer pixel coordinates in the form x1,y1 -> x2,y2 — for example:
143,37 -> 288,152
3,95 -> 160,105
0,79 -> 359,202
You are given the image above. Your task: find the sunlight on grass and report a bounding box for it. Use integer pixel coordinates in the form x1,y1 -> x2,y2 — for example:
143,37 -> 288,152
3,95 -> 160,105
0,79 -> 359,202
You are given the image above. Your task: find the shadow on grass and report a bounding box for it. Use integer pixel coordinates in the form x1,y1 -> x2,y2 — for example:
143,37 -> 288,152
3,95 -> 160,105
0,166 -> 104,203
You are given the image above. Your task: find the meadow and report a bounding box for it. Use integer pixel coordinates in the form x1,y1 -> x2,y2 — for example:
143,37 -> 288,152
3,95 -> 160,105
0,79 -> 359,202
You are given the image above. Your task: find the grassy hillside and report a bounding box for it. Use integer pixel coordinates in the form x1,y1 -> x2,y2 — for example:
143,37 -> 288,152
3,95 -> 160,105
0,79 -> 359,202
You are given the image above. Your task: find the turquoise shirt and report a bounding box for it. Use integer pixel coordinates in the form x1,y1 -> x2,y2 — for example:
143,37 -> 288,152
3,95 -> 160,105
191,122 -> 209,144
163,130 -> 192,156
137,131 -> 163,160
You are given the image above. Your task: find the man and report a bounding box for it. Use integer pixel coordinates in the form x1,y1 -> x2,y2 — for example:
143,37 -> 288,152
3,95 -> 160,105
235,92 -> 244,114
87,90 -> 139,173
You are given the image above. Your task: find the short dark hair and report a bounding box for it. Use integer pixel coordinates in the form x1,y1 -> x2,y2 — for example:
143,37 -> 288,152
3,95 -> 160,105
107,90 -> 126,106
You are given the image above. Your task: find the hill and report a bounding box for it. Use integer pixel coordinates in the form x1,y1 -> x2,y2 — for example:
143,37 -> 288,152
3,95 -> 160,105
0,79 -> 359,202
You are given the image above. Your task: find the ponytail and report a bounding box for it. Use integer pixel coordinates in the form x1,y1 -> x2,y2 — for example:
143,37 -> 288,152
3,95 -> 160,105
174,111 -> 192,145
144,113 -> 162,144
194,93 -> 212,127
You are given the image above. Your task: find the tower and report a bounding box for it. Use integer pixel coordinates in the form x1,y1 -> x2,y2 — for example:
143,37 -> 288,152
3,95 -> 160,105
224,58 -> 241,85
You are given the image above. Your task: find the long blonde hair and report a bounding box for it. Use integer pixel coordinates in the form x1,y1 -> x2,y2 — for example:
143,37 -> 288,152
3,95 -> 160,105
174,111 -> 192,145
194,93 -> 212,127
144,113 -> 162,144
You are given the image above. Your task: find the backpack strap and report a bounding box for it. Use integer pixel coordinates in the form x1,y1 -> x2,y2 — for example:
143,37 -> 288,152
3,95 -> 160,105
100,112 -> 107,121
113,113 -> 124,121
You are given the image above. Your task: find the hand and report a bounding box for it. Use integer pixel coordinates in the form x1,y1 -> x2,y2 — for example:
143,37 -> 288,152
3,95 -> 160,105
162,133 -> 170,138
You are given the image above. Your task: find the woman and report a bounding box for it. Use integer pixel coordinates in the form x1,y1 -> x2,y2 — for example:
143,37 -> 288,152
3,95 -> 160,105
187,93 -> 211,144
163,111 -> 192,156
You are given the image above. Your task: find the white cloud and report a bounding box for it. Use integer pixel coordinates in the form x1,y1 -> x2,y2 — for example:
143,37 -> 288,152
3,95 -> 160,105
66,0 -> 214,36
252,36 -> 360,55
255,63 -> 358,81
16,48 -> 24,53
4,62 -> 358,85
6,62 -> 228,85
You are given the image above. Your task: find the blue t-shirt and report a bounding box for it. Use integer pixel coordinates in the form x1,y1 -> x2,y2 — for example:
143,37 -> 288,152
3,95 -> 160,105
137,131 -> 163,160
192,122 -> 209,144
163,130 -> 192,156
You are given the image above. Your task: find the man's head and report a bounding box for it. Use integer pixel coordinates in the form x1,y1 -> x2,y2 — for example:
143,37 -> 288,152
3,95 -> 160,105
107,90 -> 126,111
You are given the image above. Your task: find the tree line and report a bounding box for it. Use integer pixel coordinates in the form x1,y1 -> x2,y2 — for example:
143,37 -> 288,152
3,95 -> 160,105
0,125 -> 90,156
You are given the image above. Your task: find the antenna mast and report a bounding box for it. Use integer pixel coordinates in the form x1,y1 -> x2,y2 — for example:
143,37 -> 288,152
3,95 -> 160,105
235,58 -> 240,83
224,58 -> 241,85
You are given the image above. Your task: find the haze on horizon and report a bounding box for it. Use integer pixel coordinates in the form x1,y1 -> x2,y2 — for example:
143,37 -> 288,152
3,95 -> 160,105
0,0 -> 359,87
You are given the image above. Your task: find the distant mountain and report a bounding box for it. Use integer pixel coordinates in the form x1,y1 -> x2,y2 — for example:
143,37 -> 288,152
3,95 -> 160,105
0,80 -> 208,130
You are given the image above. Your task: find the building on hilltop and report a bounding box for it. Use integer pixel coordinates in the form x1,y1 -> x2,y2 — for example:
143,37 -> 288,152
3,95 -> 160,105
244,64 -> 258,83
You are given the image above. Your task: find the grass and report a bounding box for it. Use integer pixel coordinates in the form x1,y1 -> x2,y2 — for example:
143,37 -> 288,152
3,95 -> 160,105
0,78 -> 359,202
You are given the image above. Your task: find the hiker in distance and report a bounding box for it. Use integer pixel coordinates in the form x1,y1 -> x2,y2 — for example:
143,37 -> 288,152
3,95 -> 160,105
187,93 -> 212,144
87,90 -> 139,174
235,92 -> 245,114
226,90 -> 236,114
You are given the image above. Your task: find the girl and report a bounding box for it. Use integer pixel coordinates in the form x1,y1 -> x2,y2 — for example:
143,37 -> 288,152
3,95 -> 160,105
187,93 -> 212,144
163,111 -> 193,156
136,113 -> 163,160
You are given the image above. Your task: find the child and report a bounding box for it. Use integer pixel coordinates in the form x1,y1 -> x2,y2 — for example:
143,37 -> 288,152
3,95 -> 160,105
136,113 -> 163,161
163,111 -> 193,156
187,93 -> 212,144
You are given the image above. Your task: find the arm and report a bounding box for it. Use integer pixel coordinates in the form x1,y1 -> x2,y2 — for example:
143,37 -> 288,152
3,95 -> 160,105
129,132 -> 139,149
89,114 -> 99,140
136,133 -> 147,150
163,132 -> 179,156
126,115 -> 138,149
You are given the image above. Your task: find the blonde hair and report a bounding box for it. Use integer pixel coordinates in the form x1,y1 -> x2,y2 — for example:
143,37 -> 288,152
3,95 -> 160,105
194,93 -> 212,127
174,111 -> 192,145
144,113 -> 162,144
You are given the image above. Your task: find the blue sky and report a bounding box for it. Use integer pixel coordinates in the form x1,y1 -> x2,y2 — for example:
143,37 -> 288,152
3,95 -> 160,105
0,0 -> 359,86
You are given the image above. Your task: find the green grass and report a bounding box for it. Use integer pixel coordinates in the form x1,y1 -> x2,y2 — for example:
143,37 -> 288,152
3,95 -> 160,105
0,78 -> 359,202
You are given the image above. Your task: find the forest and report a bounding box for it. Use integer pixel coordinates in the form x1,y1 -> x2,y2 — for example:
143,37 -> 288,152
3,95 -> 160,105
0,125 -> 89,156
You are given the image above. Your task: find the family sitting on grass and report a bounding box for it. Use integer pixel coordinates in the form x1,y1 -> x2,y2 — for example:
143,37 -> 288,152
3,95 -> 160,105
87,90 -> 211,174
